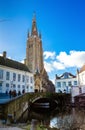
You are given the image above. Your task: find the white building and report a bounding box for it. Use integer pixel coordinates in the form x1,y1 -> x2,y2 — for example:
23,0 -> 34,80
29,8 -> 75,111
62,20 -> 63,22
0,51 -> 34,94
71,65 -> 85,102
55,72 -> 78,93
77,64 -> 85,93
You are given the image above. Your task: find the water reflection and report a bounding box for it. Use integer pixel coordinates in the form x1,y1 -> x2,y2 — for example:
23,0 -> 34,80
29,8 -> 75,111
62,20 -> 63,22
27,107 -> 85,130
50,108 -> 85,130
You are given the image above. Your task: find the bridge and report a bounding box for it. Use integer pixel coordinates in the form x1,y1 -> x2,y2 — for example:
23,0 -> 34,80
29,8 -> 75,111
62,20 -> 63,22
0,92 -> 71,124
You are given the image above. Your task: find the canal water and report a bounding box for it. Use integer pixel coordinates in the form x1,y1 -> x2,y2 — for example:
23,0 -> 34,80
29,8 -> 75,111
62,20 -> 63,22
26,107 -> 85,130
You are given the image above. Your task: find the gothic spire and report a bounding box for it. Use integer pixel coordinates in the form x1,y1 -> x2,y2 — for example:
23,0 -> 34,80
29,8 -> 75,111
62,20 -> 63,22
31,13 -> 38,36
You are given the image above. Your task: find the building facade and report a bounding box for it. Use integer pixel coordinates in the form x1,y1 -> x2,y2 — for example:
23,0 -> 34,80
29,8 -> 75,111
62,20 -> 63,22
77,64 -> 85,93
0,52 -> 34,94
55,72 -> 78,93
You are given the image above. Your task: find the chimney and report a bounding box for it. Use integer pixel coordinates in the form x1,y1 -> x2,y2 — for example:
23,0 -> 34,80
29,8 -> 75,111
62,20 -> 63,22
3,51 -> 6,59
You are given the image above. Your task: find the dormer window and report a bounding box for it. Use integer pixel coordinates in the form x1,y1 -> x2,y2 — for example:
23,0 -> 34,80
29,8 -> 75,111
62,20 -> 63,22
64,72 -> 68,79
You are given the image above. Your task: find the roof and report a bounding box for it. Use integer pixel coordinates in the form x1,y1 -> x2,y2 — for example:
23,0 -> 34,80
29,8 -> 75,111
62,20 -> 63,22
0,56 -> 30,72
56,72 -> 76,79
79,64 -> 85,73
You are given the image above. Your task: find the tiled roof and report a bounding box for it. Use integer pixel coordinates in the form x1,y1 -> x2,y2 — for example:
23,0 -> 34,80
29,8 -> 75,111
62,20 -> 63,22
79,64 -> 85,73
0,56 -> 30,72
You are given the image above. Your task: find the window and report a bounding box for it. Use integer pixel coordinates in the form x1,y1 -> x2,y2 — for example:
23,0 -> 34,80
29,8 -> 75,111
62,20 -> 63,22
27,85 -> 29,89
64,72 -> 68,79
30,86 -> 33,89
68,81 -> 72,86
22,75 -> 25,82
6,83 -> 9,87
18,85 -> 20,88
27,76 -> 29,82
57,82 -> 61,88
13,73 -> 16,81
13,84 -> 16,88
74,81 -> 77,85
62,82 -> 66,87
30,77 -> 33,83
6,72 -> 10,80
22,85 -> 25,88
18,74 -> 21,82
0,69 -> 3,79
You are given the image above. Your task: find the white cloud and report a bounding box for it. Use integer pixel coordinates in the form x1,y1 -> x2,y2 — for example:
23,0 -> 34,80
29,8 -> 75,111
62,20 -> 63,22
57,51 -> 85,68
8,57 -> 12,59
53,61 -> 65,70
0,53 -> 2,56
44,50 -> 85,73
44,51 -> 56,60
44,61 -> 54,72
20,60 -> 24,64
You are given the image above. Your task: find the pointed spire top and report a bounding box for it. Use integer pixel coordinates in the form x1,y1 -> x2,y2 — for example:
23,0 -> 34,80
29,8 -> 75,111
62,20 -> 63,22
31,12 -> 38,36
33,11 -> 36,21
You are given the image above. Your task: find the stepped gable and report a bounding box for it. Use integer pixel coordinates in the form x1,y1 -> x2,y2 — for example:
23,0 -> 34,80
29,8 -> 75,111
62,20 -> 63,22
0,56 -> 30,72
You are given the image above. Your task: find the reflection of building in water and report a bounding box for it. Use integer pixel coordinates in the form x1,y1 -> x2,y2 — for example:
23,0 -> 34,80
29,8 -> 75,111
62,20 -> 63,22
30,119 -> 38,130
50,108 -> 85,130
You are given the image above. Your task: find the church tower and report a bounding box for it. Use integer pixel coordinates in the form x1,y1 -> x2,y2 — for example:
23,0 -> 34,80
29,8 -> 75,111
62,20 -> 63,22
26,14 -> 55,92
26,14 -> 44,74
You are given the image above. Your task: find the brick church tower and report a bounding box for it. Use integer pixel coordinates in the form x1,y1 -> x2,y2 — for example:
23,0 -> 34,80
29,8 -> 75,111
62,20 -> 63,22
25,14 -> 55,92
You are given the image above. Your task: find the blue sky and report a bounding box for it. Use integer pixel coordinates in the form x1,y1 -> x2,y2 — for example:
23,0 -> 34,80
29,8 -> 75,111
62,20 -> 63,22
0,0 -> 85,83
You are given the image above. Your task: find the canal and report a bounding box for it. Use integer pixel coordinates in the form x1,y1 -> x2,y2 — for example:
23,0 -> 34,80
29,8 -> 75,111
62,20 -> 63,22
21,107 -> 85,130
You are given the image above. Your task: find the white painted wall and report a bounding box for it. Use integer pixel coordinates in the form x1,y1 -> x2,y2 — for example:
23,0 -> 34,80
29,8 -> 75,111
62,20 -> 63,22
55,77 -> 77,93
0,65 -> 34,94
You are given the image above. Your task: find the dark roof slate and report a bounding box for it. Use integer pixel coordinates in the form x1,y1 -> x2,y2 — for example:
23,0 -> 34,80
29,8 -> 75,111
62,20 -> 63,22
0,56 -> 30,72
56,72 -> 76,79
